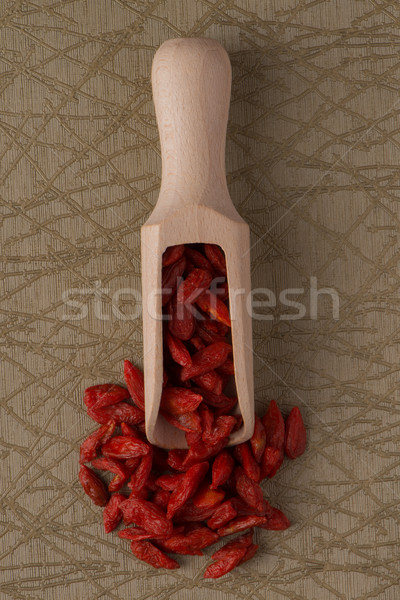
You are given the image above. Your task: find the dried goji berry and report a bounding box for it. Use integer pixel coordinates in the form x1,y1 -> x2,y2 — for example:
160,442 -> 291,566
207,500 -> 238,530
121,497 -> 173,536
166,461 -> 209,519
184,246 -> 212,271
79,465 -> 109,506
284,406 -> 306,459
123,360 -> 145,411
151,488 -> 171,510
181,342 -> 232,381
234,467 -> 265,514
160,387 -> 203,416
203,548 -> 247,579
162,256 -> 186,306
161,410 -> 202,433
103,493 -> 126,533
102,436 -> 150,459
204,244 -> 227,275
130,540 -> 179,569
211,450 -> 235,489
196,388 -> 237,412
233,442 -> 261,483
128,447 -> 153,496
176,268 -> 213,305
155,473 -> 185,491
88,402 -> 144,425
164,330 -> 192,367
192,370 -> 223,394
91,456 -> 130,492
259,507 -> 291,530
203,415 -> 236,446
191,482 -> 225,509
84,384 -> 130,410
162,526 -> 219,555
211,531 -> 253,561
173,501 -> 218,523
162,244 -> 185,267
217,515 -> 267,537
182,437 -> 228,469
79,420 -> 116,464
262,399 -> 285,449
250,416 -> 266,463
260,446 -> 284,479
238,543 -> 258,565
167,449 -> 188,472
217,358 -> 235,376
167,295 -> 196,340
195,290 -> 231,327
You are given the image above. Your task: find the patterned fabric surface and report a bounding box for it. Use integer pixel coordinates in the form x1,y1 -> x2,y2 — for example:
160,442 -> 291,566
1,1 -> 399,599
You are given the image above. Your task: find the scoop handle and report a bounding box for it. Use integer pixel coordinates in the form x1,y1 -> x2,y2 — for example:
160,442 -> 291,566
151,38 -> 232,211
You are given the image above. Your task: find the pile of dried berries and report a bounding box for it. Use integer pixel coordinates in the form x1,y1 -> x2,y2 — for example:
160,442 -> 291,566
79,244 -> 307,578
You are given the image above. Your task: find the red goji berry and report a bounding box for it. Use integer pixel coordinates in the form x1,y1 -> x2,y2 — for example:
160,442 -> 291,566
123,360 -> 145,411
130,540 -> 180,569
211,531 -> 253,561
182,437 -> 228,469
103,493 -> 126,533
181,342 -> 232,381
204,244 -> 227,275
207,500 -> 237,529
155,473 -> 185,491
204,415 -> 236,446
166,461 -> 209,519
191,482 -> 225,509
121,497 -> 173,536
167,295 -> 196,341
238,543 -> 258,565
162,526 -> 219,555
84,384 -> 130,410
161,410 -> 202,433
176,268 -> 213,305
102,436 -> 150,460
192,370 -> 223,394
207,500 -> 238,530
92,456 -> 130,492
260,446 -> 284,479
217,515 -> 267,537
262,399 -> 285,449
160,387 -> 203,416
167,449 -> 188,472
164,330 -> 192,367
162,244 -> 185,267
259,507 -> 291,530
211,450 -> 235,489
250,416 -> 266,463
204,548 -> 247,579
79,420 -> 116,464
184,246 -> 212,271
162,256 -> 186,306
234,467 -> 265,514
88,402 -> 144,425
79,465 -> 109,506
284,406 -> 306,459
151,488 -> 171,510
233,442 -> 261,483
128,447 -> 153,496
195,290 -> 231,327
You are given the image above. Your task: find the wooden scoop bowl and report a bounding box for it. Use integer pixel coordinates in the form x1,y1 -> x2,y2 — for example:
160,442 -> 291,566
141,38 -> 254,449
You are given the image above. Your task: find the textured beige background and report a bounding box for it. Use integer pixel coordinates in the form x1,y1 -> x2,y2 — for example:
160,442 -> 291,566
1,1 -> 400,599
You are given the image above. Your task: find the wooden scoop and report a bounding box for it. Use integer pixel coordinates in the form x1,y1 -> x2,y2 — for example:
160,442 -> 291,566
141,38 -> 254,449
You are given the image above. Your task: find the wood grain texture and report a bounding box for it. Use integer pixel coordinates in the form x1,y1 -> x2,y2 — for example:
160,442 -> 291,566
142,38 -> 254,448
0,1 -> 399,599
